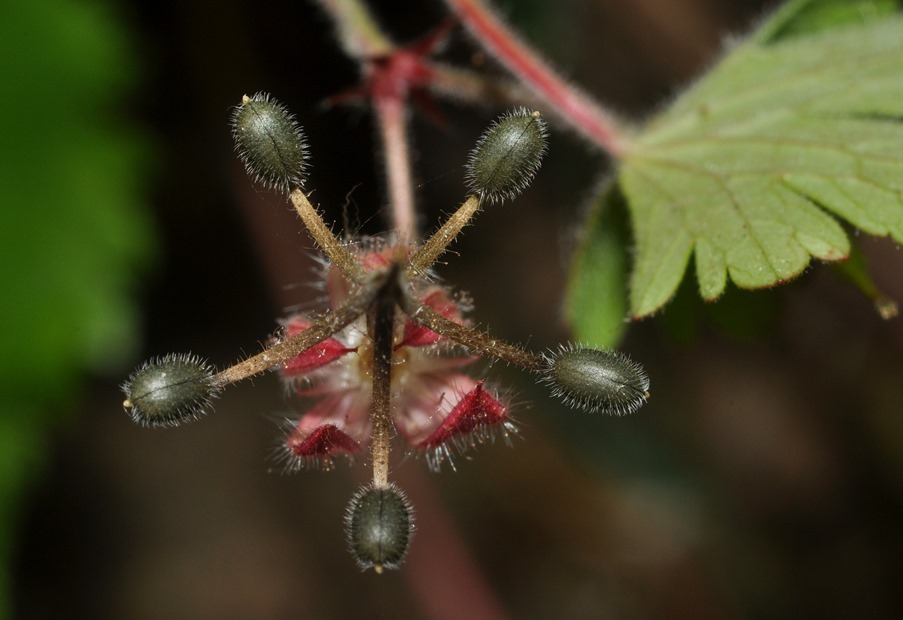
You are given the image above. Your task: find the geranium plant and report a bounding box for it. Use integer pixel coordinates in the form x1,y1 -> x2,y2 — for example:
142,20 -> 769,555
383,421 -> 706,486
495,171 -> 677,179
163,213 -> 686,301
120,0 -> 903,571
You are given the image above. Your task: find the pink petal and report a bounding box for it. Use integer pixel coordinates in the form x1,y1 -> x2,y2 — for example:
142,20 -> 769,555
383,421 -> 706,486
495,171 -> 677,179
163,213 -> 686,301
362,251 -> 391,271
277,392 -> 371,472
294,391 -> 372,441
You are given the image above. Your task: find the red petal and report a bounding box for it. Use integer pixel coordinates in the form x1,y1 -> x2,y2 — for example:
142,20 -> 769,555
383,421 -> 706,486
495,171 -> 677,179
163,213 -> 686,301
280,316 -> 355,376
287,423 -> 362,458
419,382 -> 507,449
398,288 -> 461,348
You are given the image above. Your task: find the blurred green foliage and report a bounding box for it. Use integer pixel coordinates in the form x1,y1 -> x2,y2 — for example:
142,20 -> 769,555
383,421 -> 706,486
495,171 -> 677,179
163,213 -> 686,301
0,0 -> 151,614
755,0 -> 898,42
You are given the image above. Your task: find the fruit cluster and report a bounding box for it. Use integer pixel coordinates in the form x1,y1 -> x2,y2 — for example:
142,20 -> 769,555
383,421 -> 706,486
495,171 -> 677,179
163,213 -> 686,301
121,93 -> 649,571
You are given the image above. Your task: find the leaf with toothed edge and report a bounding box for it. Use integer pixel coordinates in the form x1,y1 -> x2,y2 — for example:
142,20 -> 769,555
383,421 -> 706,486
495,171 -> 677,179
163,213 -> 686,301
569,5 -> 903,330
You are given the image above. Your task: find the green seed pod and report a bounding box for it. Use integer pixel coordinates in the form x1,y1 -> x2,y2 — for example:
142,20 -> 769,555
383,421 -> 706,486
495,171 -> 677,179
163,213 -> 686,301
121,353 -> 219,428
465,108 -> 548,203
540,344 -> 649,415
231,92 -> 308,194
345,483 -> 414,573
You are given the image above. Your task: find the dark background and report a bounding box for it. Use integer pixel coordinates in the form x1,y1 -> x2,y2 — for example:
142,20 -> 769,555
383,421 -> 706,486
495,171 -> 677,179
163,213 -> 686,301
14,0 -> 903,618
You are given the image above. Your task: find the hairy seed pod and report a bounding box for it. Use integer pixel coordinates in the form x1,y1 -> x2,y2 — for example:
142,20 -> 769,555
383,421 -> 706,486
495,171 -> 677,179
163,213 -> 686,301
231,92 -> 308,194
121,353 -> 219,428
540,345 -> 649,415
465,108 -> 548,203
345,483 -> 414,573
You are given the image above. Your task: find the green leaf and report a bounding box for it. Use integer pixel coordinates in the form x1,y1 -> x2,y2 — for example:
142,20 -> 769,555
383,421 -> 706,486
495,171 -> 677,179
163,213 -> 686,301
754,0 -> 898,43
565,183 -> 630,347
615,12 -> 903,317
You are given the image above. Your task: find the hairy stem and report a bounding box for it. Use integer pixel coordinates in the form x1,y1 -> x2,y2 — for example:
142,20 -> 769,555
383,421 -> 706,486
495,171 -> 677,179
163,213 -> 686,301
212,276 -> 381,386
375,96 -> 418,242
427,62 -> 541,109
290,189 -> 366,282
400,294 -> 545,371
445,0 -> 631,157
406,195 -> 481,278
369,268 -> 400,487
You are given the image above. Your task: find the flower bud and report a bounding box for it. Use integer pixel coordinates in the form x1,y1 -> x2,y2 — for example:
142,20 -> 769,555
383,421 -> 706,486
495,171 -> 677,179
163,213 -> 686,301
540,345 -> 649,415
231,92 -> 308,194
121,353 -> 218,428
345,483 -> 414,573
466,108 -> 547,203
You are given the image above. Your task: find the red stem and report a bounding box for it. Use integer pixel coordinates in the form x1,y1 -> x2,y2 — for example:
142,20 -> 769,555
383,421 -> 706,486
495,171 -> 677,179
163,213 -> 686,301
375,95 -> 418,241
445,0 -> 631,157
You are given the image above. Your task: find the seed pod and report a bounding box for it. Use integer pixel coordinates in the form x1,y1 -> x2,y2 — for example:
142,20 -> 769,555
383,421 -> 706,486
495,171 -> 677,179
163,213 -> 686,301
345,483 -> 414,573
465,108 -> 548,203
231,92 -> 308,194
540,344 -> 649,415
121,353 -> 219,428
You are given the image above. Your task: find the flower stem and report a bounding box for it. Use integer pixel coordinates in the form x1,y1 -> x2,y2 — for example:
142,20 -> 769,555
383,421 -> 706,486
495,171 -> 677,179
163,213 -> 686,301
407,195 -> 481,277
400,294 -> 545,371
212,274 -> 381,386
375,96 -> 418,242
290,189 -> 366,282
369,266 -> 401,487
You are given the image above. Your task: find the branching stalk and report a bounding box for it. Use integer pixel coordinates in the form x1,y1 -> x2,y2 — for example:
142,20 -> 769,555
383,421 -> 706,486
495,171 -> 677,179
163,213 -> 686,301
400,294 -> 545,371
369,266 -> 401,487
213,275 -> 381,386
407,195 -> 481,277
290,189 -> 366,282
375,96 -> 418,242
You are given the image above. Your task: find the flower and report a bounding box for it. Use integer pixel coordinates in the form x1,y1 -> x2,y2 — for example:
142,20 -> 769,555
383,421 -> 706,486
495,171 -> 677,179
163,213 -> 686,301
275,241 -> 515,472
